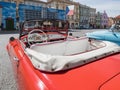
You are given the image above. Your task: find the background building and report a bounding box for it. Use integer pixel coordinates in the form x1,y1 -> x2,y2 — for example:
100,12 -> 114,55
95,11 -> 109,29
0,2 -> 16,30
114,15 -> 120,24
19,4 -> 42,21
0,1 -> 66,30
47,0 -> 80,28
0,6 -> 2,26
79,4 -> 89,29
1,0 -> 104,30
95,12 -> 101,28
89,7 -> 96,28
108,17 -> 114,28
24,0 -> 46,7
4,0 -> 23,2
101,11 -> 109,28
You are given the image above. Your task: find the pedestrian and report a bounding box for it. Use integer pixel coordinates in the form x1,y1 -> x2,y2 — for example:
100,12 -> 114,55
0,24 -> 1,31
1,23 -> 3,30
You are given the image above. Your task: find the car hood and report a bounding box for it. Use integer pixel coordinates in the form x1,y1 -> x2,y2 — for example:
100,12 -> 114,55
86,30 -> 120,45
36,54 -> 120,90
86,30 -> 110,39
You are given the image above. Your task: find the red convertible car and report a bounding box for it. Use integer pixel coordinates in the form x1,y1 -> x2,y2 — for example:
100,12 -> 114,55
7,20 -> 120,90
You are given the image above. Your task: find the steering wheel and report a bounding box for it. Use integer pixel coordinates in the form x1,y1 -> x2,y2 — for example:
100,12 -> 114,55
27,29 -> 48,45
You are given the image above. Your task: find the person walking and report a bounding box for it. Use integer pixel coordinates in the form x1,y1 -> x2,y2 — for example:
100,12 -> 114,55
1,23 -> 3,30
0,23 -> 1,31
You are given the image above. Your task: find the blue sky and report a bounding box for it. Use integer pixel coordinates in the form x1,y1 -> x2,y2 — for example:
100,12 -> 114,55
41,0 -> 120,17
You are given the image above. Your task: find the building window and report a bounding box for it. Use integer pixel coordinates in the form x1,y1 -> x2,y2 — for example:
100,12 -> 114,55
24,9 -> 41,20
72,15 -> 74,20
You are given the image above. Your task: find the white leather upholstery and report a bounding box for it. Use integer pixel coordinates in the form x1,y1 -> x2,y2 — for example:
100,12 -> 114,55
26,39 -> 120,72
30,38 -> 89,55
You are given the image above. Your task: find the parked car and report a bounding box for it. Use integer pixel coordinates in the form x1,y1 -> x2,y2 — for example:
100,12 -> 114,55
87,23 -> 120,45
7,20 -> 120,90
76,25 -> 89,29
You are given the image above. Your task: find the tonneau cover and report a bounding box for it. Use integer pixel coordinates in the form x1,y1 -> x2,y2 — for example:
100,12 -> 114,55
26,41 -> 120,72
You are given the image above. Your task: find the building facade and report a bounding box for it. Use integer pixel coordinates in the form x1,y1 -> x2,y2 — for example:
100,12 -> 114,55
89,7 -> 96,28
108,17 -> 114,28
24,0 -> 46,7
3,0 -> 24,4
95,12 -> 101,28
114,15 -> 120,24
47,0 -> 80,28
0,1 -> 66,29
0,2 -> 16,30
101,11 -> 109,28
0,6 -> 2,25
1,0 -> 99,29
79,4 -> 90,28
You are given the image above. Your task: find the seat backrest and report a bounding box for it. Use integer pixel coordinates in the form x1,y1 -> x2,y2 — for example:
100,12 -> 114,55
64,38 -> 89,55
30,38 -> 89,56
30,42 -> 66,55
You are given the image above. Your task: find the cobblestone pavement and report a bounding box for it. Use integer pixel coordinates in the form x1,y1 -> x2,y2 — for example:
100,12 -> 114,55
0,29 -> 106,90
0,33 -> 18,90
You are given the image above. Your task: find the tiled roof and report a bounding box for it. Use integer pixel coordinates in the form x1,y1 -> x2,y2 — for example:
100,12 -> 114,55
115,15 -> 120,19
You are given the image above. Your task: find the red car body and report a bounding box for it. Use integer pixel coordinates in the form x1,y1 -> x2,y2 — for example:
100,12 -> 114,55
6,20 -> 120,90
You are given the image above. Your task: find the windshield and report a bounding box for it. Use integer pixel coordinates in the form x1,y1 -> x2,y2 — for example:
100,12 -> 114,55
24,21 -> 36,29
20,20 -> 68,37
109,24 -> 115,31
109,23 -> 120,32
